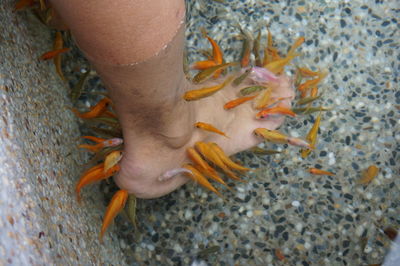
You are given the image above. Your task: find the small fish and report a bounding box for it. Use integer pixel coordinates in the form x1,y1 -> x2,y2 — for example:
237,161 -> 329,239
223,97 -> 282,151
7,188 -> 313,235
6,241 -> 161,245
296,95 -> 322,105
297,67 -> 320,77
253,89 -> 272,109
253,128 -> 288,144
187,147 -> 218,175
79,136 -> 123,153
159,168 -> 192,181
103,151 -> 123,173
201,29 -> 223,65
288,137 -> 313,149
292,106 -> 331,115
357,165 -> 379,185
274,248 -> 286,261
240,85 -> 268,96
300,112 -> 322,158
239,29 -> 253,68
191,60 -> 217,70
194,164 -> 231,190
264,52 -> 301,74
198,246 -> 221,257
100,189 -> 128,241
209,142 -> 250,171
184,76 -> 234,101
224,95 -> 256,110
71,69 -> 91,102
72,97 -> 111,119
53,32 -> 66,81
287,36 -> 305,57
126,194 -> 138,229
192,62 -> 238,84
195,142 -> 243,182
253,30 -> 262,67
40,47 -> 70,60
194,122 -> 229,138
308,168 -> 335,176
256,106 -> 296,119
232,68 -> 251,86
250,147 -> 281,155
182,164 -> 222,197
76,164 -> 120,202
297,71 -> 328,92
263,28 -> 276,65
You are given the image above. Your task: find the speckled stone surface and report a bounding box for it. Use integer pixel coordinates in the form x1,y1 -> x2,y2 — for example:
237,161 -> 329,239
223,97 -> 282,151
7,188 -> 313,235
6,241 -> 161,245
116,0 -> 399,265
0,1 -> 126,265
1,0 -> 399,265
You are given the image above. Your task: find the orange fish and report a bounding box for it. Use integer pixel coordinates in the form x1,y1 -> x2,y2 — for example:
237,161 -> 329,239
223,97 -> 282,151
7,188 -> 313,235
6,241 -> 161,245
256,106 -> 296,119
194,122 -> 229,138
78,136 -> 123,153
300,111 -> 322,158
287,36 -> 305,57
297,67 -> 320,77
104,151 -> 123,173
208,143 -> 250,172
184,75 -> 234,100
253,128 -> 288,144
191,60 -> 217,70
264,52 -> 300,74
182,164 -> 222,197
194,142 -> 243,182
72,97 -> 111,119
100,189 -> 128,241
76,164 -> 120,202
40,47 -> 70,60
224,95 -> 256,110
253,89 -> 272,109
297,71 -> 328,93
308,168 -> 335,176
357,165 -> 379,185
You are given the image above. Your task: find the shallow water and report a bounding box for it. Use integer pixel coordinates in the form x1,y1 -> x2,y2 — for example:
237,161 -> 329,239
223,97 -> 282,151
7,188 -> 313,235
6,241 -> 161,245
112,1 -> 399,265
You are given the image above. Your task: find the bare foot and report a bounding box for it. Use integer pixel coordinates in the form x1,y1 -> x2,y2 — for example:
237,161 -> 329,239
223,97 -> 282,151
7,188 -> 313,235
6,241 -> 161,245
114,74 -> 295,199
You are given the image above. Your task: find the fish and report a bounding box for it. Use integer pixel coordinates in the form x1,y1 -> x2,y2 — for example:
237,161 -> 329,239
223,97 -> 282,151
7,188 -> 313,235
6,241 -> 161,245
182,164 -> 222,197
297,71 -> 328,93
191,60 -> 217,70
192,62 -> 237,84
126,194 -> 138,229
194,142 -> 243,182
53,32 -> 66,81
208,142 -> 250,171
194,122 -> 229,138
72,97 -> 111,119
224,95 -> 256,110
253,30 -> 262,67
40,47 -> 70,60
239,30 -> 253,68
300,112 -> 322,158
297,67 -> 320,77
264,52 -> 301,74
201,29 -> 223,65
250,147 -> 281,155
357,165 -> 379,185
287,36 -> 305,57
103,151 -> 123,173
248,66 -> 279,84
184,75 -> 234,101
292,106 -> 331,115
78,136 -> 123,153
253,89 -> 272,109
263,28 -> 277,65
71,69 -> 91,102
253,128 -> 289,144
99,189 -> 128,241
287,137 -> 313,149
296,95 -> 322,105
76,164 -> 120,202
308,168 -> 335,176
232,68 -> 251,86
256,106 -> 296,119
158,168 -> 193,181
240,85 -> 268,96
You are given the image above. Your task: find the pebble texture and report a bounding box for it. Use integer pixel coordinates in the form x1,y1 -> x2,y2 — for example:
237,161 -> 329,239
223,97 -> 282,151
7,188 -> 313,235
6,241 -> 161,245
0,1 -> 126,265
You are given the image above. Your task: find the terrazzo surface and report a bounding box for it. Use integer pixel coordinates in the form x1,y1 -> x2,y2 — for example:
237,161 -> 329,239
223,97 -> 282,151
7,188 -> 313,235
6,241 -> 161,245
0,0 -> 398,265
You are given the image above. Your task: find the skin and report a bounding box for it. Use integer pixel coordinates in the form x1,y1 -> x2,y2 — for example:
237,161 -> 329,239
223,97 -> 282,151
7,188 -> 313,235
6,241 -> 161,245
50,0 -> 295,199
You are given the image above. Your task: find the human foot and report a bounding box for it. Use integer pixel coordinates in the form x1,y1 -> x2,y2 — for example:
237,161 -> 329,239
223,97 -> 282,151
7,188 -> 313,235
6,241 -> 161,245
114,73 -> 295,199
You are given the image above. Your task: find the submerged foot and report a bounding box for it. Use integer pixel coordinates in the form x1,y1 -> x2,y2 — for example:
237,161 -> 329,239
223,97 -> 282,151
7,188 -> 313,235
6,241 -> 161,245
114,74 -> 295,199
